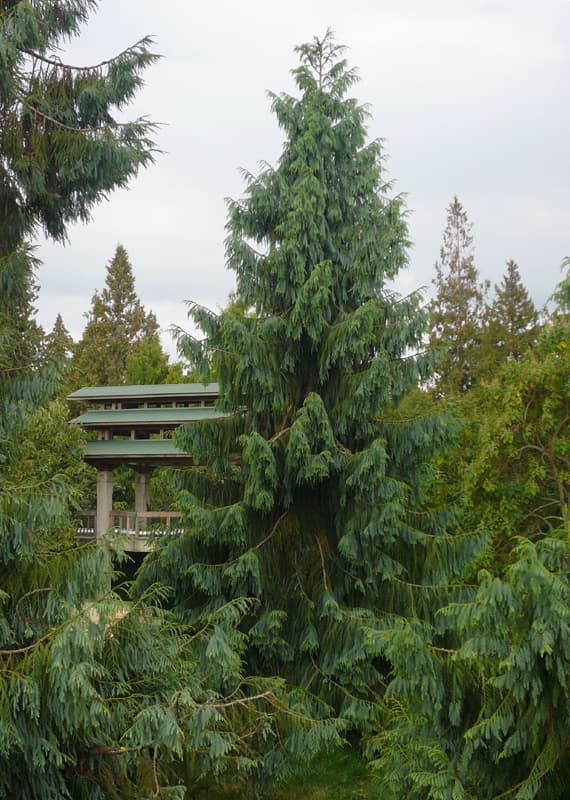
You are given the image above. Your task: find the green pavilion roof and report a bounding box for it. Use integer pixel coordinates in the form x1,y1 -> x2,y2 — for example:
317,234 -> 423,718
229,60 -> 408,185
68,382 -> 219,402
70,407 -> 229,428
83,438 -> 193,467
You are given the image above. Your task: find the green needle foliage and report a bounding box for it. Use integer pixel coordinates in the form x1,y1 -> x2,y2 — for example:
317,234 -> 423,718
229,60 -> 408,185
0,3 -> 264,797
138,32 -> 475,734
0,0 -> 158,247
369,269 -> 570,800
71,244 -> 161,388
369,533 -> 570,800
481,259 -> 538,369
1,7 -> 339,796
429,197 -> 488,395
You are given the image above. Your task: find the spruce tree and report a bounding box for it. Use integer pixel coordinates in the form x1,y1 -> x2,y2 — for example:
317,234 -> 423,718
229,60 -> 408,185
72,244 -> 159,386
482,259 -> 538,368
138,32 -> 464,726
429,197 -> 488,394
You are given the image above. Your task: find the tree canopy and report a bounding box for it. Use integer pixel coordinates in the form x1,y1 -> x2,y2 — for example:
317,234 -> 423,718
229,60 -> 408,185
429,197 -> 488,394
72,244 -> 161,387
137,32 -> 464,735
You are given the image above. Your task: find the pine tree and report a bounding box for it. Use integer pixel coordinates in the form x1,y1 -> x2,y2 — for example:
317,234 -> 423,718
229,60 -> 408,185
137,32 -> 466,728
482,259 -> 538,367
72,244 -> 159,386
429,197 -> 488,394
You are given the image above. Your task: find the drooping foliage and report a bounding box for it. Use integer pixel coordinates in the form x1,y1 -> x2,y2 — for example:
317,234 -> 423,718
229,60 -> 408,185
0,0 -> 158,247
137,32 -> 473,732
552,255 -> 570,314
370,268 -> 570,800
0,3 -> 214,796
0,7 -> 339,794
369,535 -> 570,800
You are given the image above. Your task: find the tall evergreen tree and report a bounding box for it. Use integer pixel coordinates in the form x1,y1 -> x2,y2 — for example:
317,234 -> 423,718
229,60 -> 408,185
72,244 -> 159,386
0,246 -> 45,375
138,32 -> 466,726
0,5 -> 239,796
0,8 -> 338,794
429,197 -> 488,394
43,312 -> 74,366
0,2 -> 157,247
482,259 -> 538,367
370,280 -> 570,800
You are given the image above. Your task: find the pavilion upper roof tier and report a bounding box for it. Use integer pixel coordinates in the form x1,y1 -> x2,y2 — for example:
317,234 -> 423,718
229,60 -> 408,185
68,382 -> 220,408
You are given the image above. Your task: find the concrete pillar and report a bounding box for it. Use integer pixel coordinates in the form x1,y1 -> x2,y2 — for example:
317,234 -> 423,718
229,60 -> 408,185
134,470 -> 151,514
96,469 -> 114,537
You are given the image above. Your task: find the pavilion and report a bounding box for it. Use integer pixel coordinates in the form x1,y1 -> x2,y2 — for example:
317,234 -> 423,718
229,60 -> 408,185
69,383 -> 223,550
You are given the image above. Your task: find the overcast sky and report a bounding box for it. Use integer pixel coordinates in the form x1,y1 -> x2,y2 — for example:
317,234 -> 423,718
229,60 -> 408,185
36,0 -> 570,355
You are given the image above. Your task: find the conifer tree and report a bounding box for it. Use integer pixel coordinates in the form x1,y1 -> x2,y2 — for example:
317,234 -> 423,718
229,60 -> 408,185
43,312 -> 74,366
125,336 -> 170,384
370,286 -> 570,800
0,1 -> 157,246
429,197 -> 488,394
1,8 -> 338,794
72,244 -> 159,386
552,255 -> 570,314
0,4 -> 223,796
138,32 -> 465,726
482,259 -> 538,368
0,246 -> 45,375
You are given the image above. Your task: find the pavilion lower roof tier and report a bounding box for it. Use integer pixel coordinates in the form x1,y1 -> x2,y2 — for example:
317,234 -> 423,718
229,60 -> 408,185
83,438 -> 195,468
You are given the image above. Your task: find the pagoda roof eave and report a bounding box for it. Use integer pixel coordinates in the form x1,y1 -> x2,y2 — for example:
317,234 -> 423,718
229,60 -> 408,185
68,382 -> 220,403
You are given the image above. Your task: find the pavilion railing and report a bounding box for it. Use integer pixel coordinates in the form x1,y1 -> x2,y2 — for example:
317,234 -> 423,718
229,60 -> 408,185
77,512 -> 96,537
77,511 -> 184,538
110,511 -> 184,537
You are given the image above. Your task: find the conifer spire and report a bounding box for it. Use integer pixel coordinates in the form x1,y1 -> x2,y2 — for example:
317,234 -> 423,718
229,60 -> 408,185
140,33 -> 462,729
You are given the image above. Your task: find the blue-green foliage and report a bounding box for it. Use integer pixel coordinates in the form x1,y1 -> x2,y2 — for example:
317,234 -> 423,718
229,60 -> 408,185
138,32 -> 471,743
3,3 -> 331,797
369,536 -> 570,800
369,281 -> 570,799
